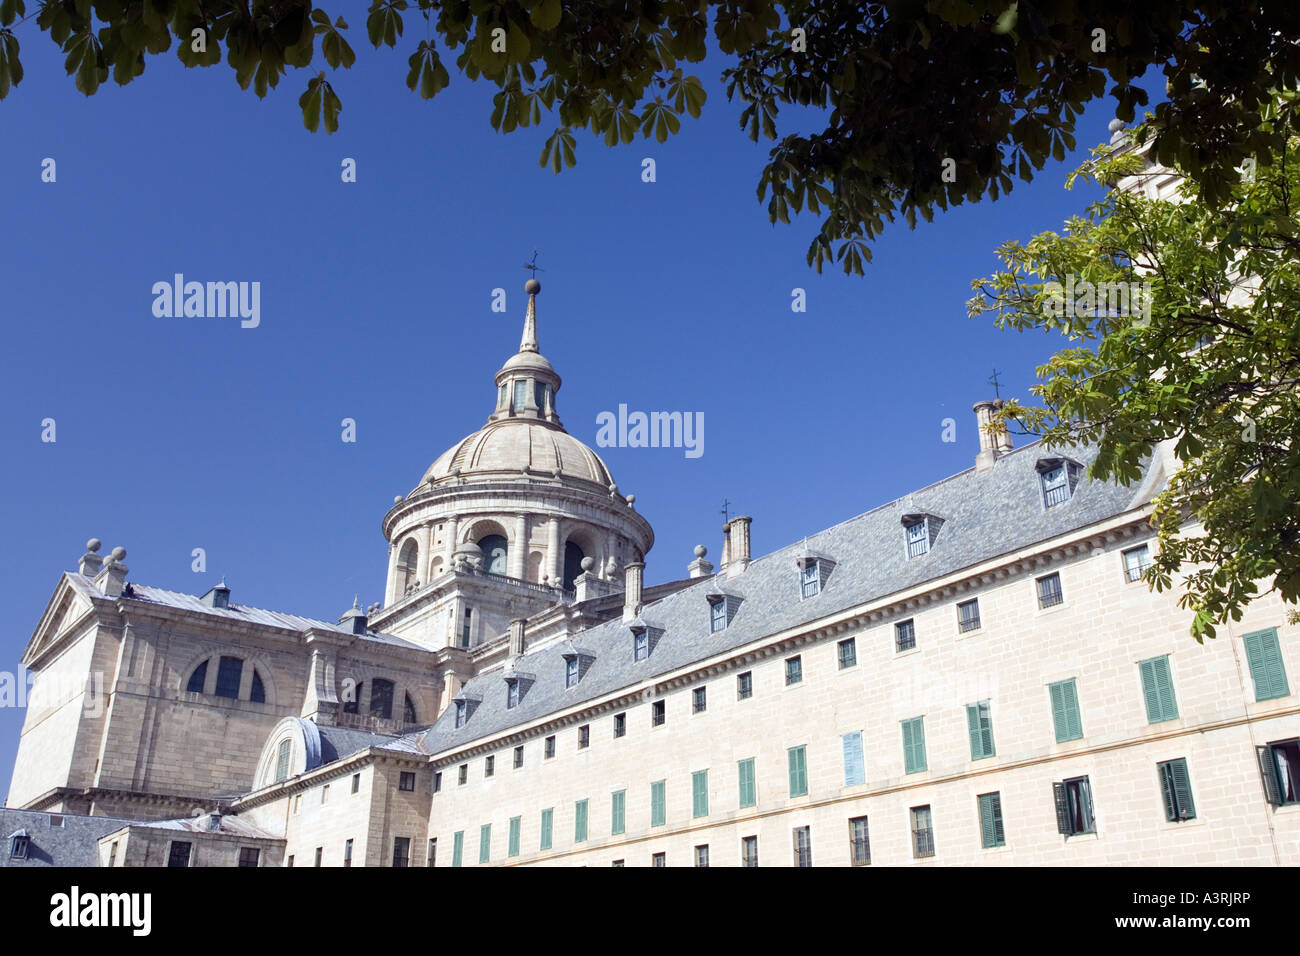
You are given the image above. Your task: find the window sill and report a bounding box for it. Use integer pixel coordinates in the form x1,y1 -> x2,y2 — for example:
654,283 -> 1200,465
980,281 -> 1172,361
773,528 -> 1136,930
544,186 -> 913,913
1063,831 -> 1100,843
894,646 -> 922,660
1157,816 -> 1206,832
1034,601 -> 1067,618
955,626 -> 984,642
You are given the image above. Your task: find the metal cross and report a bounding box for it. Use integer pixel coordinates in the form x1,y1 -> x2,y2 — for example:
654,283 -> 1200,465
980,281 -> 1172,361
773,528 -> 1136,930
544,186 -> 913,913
721,499 -> 731,524
988,368 -> 1003,400
523,250 -> 544,277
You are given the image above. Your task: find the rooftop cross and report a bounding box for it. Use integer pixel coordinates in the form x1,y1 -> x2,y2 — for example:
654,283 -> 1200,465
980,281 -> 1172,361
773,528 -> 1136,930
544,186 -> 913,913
988,368 -> 1003,400
523,250 -> 543,278
721,499 -> 731,524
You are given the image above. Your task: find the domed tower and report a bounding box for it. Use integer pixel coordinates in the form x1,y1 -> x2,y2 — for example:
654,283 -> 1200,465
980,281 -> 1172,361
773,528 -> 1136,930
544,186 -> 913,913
371,279 -> 654,665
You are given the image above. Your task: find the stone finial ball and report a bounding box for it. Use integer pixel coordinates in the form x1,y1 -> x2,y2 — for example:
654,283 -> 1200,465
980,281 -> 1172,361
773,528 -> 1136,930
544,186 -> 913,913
1108,118 -> 1125,132
525,278 -> 541,295
110,547 -> 126,561
394,495 -> 403,504
626,494 -> 635,505
580,557 -> 595,571
86,538 -> 102,552
694,544 -> 707,558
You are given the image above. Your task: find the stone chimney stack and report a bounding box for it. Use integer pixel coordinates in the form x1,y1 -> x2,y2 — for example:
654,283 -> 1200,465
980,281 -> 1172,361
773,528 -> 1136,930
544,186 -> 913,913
78,538 -> 103,577
973,400 -> 1013,472
94,547 -> 129,598
622,562 -> 644,622
687,545 -> 713,579
720,516 -> 752,577
508,618 -> 526,657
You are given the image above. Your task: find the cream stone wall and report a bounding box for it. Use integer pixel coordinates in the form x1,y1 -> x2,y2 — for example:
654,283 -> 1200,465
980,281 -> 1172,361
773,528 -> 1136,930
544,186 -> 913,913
420,528 -> 1299,866
97,826 -> 285,867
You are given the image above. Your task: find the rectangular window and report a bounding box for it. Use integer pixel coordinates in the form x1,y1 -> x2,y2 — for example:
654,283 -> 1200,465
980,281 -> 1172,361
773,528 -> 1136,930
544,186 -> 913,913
454,700 -> 467,728
738,758 -> 757,809
837,637 -> 857,669
633,631 -> 649,661
108,842 -> 117,867
692,770 -> 709,818
902,716 -> 928,773
314,847 -> 323,867
238,847 -> 260,868
611,790 -> 626,835
911,805 -> 935,859
514,379 -> 527,411
508,816 -> 521,857
1123,544 -> 1151,582
274,738 -> 291,782
692,686 -> 707,714
393,836 -> 410,868
801,562 -> 820,598
1042,465 -> 1070,507
652,700 -> 665,726
461,608 -> 472,648
513,745 -> 524,769
426,839 -> 435,868
737,671 -> 753,700
612,859 -> 625,867
652,852 -> 666,867
978,792 -> 1006,848
1258,739 -> 1300,805
1036,572 -> 1064,609
957,599 -> 981,633
167,841 -> 191,868
741,835 -> 759,868
565,657 -> 579,688
787,745 -> 808,797
399,771 -> 416,791
433,771 -> 442,793
785,655 -> 803,685
544,735 -> 556,759
1243,627 -> 1290,702
287,855 -> 294,868
484,755 -> 495,777
966,701 -> 996,760
842,731 -> 866,786
575,799 -> 589,843
1053,776 -> 1095,836
344,839 -> 354,867
507,680 -> 519,709
1139,655 -> 1179,723
351,773 -> 361,794
478,825 -> 490,864
848,816 -> 870,865
458,764 -> 467,785
710,600 -> 727,633
651,780 -> 666,827
694,845 -> 710,868
792,826 -> 812,867
578,724 -> 590,749
214,656 -> 243,699
895,618 -> 916,652
452,831 -> 464,867
906,520 -> 929,557
1157,758 -> 1196,822
614,713 -> 626,738
540,808 -> 553,850
1048,679 -> 1084,742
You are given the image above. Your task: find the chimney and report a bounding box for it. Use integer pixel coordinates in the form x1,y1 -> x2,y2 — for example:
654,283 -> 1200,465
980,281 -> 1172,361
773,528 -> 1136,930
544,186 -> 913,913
78,538 -> 103,577
94,547 -> 129,598
973,400 -> 1013,472
720,516 -> 751,577
201,579 -> 232,609
337,596 -> 367,634
687,545 -> 714,579
622,562 -> 644,622
508,618 -> 526,657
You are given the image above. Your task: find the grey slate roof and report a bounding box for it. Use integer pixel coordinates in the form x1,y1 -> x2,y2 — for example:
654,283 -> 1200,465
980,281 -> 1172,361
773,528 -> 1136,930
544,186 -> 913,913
1,809 -> 139,867
65,576 -> 425,651
422,440 -> 1158,755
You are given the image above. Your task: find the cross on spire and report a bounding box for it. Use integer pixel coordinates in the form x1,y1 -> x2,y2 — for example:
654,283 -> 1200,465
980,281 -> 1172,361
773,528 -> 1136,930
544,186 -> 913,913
988,368 -> 1003,400
523,250 -> 544,277
721,499 -> 731,524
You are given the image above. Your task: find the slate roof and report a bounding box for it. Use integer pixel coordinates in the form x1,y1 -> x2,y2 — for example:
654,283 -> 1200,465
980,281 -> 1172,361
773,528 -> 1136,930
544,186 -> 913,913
1,809 -> 140,867
421,440 -> 1158,755
64,576 -> 425,651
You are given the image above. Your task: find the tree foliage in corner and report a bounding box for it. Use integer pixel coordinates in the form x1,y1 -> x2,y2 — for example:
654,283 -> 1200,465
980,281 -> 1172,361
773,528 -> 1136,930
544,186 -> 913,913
3,2 -> 1300,273
968,104 -> 1300,640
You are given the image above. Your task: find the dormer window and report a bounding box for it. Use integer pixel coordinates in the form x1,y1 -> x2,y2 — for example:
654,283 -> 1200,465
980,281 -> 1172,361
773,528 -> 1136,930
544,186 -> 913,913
565,658 -> 579,687
9,832 -> 28,860
795,552 -> 836,599
504,673 -> 535,709
901,514 -> 944,558
906,521 -> 928,556
633,631 -> 649,661
801,563 -> 819,598
562,650 -> 594,687
454,700 -> 467,728
506,680 -> 520,709
707,593 -> 743,633
1037,458 -> 1083,508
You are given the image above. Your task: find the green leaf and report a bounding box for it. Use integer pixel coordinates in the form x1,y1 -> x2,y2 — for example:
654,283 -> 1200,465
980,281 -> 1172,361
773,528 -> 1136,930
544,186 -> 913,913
529,0 -> 562,31
0,0 -> 23,28
366,0 -> 407,48
300,72 -> 325,132
0,30 -> 21,97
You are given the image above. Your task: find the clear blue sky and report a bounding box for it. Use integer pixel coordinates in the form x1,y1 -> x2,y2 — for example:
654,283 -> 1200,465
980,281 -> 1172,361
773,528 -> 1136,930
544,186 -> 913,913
0,27 -> 1154,789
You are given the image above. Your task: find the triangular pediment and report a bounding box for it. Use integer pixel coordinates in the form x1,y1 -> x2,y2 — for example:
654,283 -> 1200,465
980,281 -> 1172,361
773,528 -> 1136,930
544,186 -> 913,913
22,574 -> 99,668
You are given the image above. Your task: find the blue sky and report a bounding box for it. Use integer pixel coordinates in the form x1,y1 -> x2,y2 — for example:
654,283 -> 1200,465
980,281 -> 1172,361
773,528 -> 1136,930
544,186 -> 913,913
0,26 -> 1152,786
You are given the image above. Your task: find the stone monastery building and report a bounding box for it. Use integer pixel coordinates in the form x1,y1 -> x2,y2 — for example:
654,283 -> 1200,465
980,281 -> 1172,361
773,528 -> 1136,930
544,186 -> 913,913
5,152 -> 1298,868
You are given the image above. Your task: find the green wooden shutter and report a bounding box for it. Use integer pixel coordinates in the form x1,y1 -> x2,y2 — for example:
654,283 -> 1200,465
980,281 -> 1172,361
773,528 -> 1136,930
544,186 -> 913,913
842,731 -> 866,786
1052,783 -> 1072,835
966,703 -> 995,759
479,824 -> 491,863
1257,745 -> 1283,805
1140,656 -> 1178,722
575,799 -> 588,843
611,790 -> 626,835
738,758 -> 756,808
650,780 -> 666,827
1244,628 -> 1290,701
1158,762 -> 1178,821
978,793 -> 1005,848
1166,758 -> 1195,820
508,816 -> 521,857
692,770 -> 709,818
787,746 -> 808,797
902,718 -> 927,773
451,830 -> 463,867
540,808 -> 553,850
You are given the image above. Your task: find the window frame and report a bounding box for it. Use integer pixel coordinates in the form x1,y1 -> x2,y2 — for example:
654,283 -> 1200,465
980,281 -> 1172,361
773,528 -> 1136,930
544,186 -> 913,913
848,815 -> 871,865
785,655 -> 803,686
837,637 -> 857,669
956,598 -> 982,633
1035,572 -> 1064,609
895,618 -> 916,653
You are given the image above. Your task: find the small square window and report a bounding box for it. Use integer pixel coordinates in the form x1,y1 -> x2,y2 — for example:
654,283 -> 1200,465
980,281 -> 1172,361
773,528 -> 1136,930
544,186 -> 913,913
544,735 -> 556,758
652,852 -> 666,867
399,771 -> 416,791
1036,572 -> 1063,609
457,764 -> 468,785
737,671 -> 753,700
895,619 -> 916,652
513,745 -> 524,768
614,713 -> 626,738
1123,544 -> 1151,582
692,686 -> 707,714
167,841 -> 192,868
238,846 -> 260,868
578,725 -> 591,749
957,599 -> 981,633
837,637 -> 857,669
612,859 -> 625,867
652,700 -> 666,726
785,655 -> 803,685
484,756 -> 495,778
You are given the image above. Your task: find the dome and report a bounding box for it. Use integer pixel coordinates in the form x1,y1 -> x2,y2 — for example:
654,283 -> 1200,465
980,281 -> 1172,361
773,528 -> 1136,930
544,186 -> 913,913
422,419 -> 613,488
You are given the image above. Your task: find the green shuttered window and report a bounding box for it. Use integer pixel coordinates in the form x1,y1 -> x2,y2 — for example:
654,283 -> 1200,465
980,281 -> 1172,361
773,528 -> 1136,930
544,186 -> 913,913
539,808 -> 553,850
574,799 -> 588,843
650,780 -> 666,827
842,731 -> 866,786
1243,628 -> 1290,702
787,745 -> 808,797
479,824 -> 491,864
611,790 -> 626,835
508,816 -> 521,857
902,717 -> 927,774
1158,758 -> 1196,821
692,770 -> 709,818
1048,679 -> 1083,742
966,701 -> 995,760
978,792 -> 1005,848
1139,655 -> 1179,723
451,830 -> 463,867
738,758 -> 756,808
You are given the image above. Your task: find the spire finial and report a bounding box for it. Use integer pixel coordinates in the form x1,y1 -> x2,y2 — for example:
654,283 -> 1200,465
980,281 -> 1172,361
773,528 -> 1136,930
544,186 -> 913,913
520,256 -> 541,353
988,368 -> 1002,400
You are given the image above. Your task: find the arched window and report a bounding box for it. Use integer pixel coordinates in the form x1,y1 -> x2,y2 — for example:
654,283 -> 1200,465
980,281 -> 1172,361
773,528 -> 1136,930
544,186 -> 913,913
479,534 -> 508,575
343,681 -> 363,715
396,538 -> 420,595
251,670 -> 266,704
215,657 -> 243,700
403,693 -> 417,725
186,661 -> 208,694
563,541 -> 585,590
274,739 -> 291,783
370,679 -> 395,720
